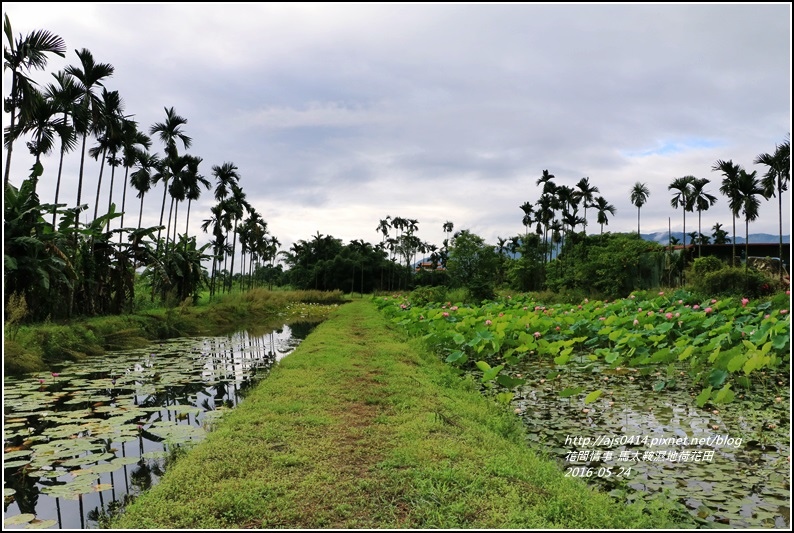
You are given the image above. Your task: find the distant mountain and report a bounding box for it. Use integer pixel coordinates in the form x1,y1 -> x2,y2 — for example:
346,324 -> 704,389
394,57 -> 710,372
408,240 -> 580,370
640,232 -> 790,245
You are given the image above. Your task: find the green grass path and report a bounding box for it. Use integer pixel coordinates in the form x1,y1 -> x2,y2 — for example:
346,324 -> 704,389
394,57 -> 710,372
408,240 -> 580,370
113,299 -> 687,529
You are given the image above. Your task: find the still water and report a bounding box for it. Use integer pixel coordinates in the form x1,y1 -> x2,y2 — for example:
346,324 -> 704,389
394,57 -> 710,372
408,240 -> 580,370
3,322 -> 316,529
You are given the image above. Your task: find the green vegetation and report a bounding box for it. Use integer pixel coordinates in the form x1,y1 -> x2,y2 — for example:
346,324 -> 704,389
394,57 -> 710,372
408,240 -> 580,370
112,299 -> 691,529
3,288 -> 344,375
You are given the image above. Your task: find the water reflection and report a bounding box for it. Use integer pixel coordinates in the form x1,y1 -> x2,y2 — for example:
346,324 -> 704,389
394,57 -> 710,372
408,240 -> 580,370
511,359 -> 790,528
3,322 -> 316,529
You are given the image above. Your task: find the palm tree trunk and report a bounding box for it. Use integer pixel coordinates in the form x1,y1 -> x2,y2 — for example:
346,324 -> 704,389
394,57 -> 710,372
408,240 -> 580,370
119,166 -> 130,244
93,147 -> 108,220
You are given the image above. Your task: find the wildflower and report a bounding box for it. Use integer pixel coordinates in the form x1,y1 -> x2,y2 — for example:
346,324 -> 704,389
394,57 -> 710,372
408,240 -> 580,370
741,298 -> 749,307
485,319 -> 492,326
533,331 -> 542,339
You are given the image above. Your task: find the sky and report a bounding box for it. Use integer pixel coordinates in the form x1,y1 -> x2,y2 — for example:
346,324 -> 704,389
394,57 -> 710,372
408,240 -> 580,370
2,3 -> 792,261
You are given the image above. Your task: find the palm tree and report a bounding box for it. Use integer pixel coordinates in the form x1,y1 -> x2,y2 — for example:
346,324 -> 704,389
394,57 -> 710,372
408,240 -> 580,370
181,155 -> 210,252
149,106 -> 192,252
3,14 -> 66,188
687,177 -> 718,257
593,196 -> 616,235
118,124 -> 151,235
711,223 -> 730,245
736,169 -> 765,273
64,48 -> 115,220
5,87 -> 70,197
44,70 -> 82,227
226,183 -> 249,292
755,136 -> 790,281
88,88 -> 126,221
629,182 -> 650,236
668,176 -> 695,247
129,150 -> 160,231
713,159 -> 742,266
574,177 -> 599,231
519,201 -> 534,244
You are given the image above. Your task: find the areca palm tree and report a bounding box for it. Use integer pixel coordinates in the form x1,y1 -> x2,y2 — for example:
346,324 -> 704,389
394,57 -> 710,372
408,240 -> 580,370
3,14 -> 66,188
755,136 -> 790,280
64,48 -> 115,219
713,159 -> 742,266
181,155 -> 210,252
6,87 -> 71,197
629,182 -> 650,236
150,106 -> 192,252
574,177 -> 599,231
711,222 -> 730,245
88,88 -> 127,221
129,150 -> 160,231
687,177 -> 718,257
593,196 -> 616,235
44,70 -> 83,227
118,124 -> 151,235
668,176 -> 695,247
736,169 -> 765,273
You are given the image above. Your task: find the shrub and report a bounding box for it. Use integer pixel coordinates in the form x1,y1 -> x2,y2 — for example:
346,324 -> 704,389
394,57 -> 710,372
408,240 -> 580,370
695,266 -> 776,298
691,256 -> 725,277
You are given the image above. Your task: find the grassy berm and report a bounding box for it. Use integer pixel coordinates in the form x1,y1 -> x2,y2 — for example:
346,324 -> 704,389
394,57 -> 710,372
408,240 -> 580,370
113,299 -> 692,529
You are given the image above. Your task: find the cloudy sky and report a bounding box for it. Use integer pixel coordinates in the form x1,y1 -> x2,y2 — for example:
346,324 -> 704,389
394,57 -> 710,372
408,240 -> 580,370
3,3 -> 791,258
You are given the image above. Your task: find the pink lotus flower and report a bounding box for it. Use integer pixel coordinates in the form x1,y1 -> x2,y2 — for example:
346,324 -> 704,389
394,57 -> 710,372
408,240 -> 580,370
498,313 -> 504,317
533,331 -> 542,338
450,306 -> 459,311
629,294 -> 635,299
485,319 -> 492,326
711,299 -> 717,304
442,312 -> 450,318
704,307 -> 713,314
764,314 -> 771,319
693,305 -> 700,310
633,319 -> 639,326
51,372 -> 59,377
741,298 -> 749,307
665,313 -> 673,320
781,309 -> 789,315
647,311 -> 654,316
659,291 -> 664,296
419,315 -> 425,320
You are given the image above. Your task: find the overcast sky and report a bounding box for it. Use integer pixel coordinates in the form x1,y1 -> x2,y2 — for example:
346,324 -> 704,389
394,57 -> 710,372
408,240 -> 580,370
3,3 -> 791,258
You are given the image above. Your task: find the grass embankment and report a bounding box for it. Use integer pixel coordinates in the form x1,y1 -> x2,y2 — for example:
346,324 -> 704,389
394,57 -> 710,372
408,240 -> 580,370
113,299 -> 690,529
4,289 -> 344,376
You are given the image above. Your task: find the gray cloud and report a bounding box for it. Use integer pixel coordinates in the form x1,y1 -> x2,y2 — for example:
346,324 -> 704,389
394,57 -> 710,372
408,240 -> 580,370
3,2 -> 790,256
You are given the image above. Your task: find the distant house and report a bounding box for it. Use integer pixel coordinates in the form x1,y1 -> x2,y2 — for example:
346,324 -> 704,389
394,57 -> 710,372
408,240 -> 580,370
415,261 -> 445,272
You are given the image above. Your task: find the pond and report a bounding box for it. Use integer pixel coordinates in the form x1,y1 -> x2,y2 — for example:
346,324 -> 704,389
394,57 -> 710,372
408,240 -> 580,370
510,357 -> 790,528
3,322 -> 318,529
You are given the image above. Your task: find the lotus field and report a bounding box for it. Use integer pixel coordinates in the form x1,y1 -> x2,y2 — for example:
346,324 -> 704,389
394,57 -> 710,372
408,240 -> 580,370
375,290 -> 791,406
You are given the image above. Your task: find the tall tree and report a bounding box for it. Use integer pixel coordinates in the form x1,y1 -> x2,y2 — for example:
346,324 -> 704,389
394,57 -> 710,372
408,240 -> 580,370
668,176 -> 695,247
44,70 -> 82,227
629,182 -> 650,236
711,222 -> 730,245
736,169 -> 765,273
5,87 -> 70,197
149,106 -> 192,253
593,196 -> 616,235
713,159 -> 742,266
574,176 -> 599,231
64,48 -> 115,221
87,88 -> 126,221
129,150 -> 160,231
754,136 -> 790,281
3,14 -> 66,188
687,177 -> 718,257
118,124 -> 151,236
